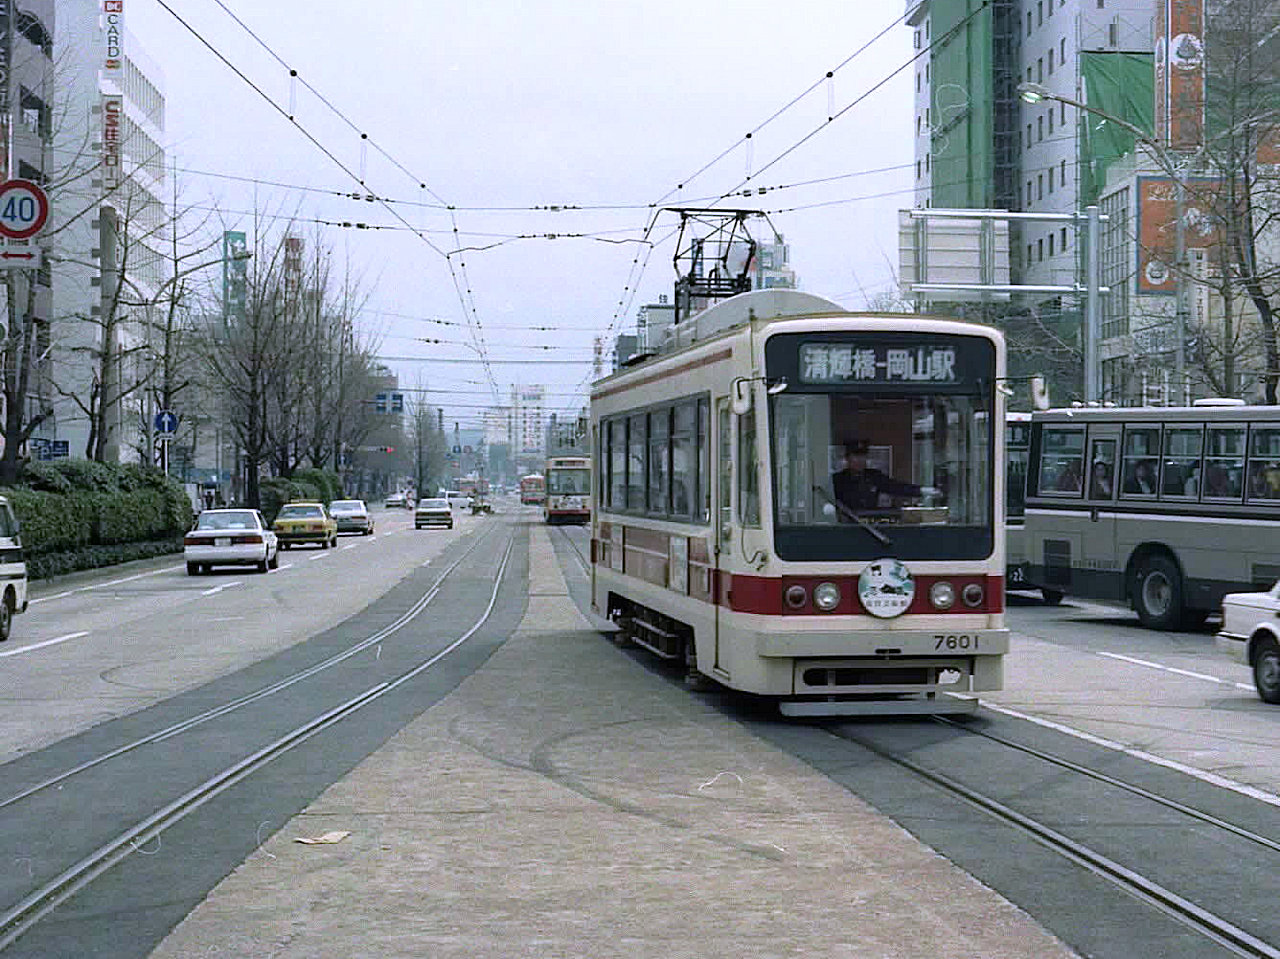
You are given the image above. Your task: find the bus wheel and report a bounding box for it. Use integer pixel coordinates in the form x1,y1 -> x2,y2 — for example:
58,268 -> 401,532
1041,588 -> 1064,606
1254,638 -> 1280,704
1134,556 -> 1182,630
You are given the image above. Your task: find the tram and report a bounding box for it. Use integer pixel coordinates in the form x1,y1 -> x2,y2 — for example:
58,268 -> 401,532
544,455 -> 591,524
589,288 -> 1008,715
519,473 -> 545,505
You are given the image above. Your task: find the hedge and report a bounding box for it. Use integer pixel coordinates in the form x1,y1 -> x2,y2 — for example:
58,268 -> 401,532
0,460 -> 195,579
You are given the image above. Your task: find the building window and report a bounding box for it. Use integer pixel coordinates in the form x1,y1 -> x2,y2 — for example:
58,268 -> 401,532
1061,158 -> 1067,184
1049,233 -> 1055,256
1038,1 -> 1044,25
1048,110 -> 1054,134
1060,101 -> 1066,124
1061,38 -> 1067,62
916,159 -> 922,179
1027,180 -> 1033,205
1109,22 -> 1118,45
1037,174 -> 1044,199
914,29 -> 921,48
1037,58 -> 1044,82
1048,49 -> 1054,73
1027,11 -> 1033,35
1027,243 -> 1034,265
1049,167 -> 1055,192
925,153 -> 930,172
1037,116 -> 1044,141
1027,123 -> 1033,147
1037,238 -> 1045,261
1061,226 -> 1069,249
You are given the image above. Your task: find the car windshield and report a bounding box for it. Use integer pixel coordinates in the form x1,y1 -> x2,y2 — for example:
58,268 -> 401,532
330,501 -> 364,512
196,511 -> 259,531
278,505 -> 323,519
420,499 -> 448,509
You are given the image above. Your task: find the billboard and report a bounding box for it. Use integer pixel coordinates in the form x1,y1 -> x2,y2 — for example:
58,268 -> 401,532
222,231 -> 248,320
102,1 -> 123,74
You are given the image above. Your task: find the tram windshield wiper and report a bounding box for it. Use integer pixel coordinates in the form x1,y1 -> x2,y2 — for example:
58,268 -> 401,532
811,485 -> 892,546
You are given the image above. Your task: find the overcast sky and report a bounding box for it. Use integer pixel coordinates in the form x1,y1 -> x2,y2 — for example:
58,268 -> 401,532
126,0 -> 914,428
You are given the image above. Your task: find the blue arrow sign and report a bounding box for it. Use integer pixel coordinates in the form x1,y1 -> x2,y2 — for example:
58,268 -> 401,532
154,410 -> 179,434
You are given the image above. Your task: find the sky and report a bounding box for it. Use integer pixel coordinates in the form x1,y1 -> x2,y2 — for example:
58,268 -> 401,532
124,0 -> 915,430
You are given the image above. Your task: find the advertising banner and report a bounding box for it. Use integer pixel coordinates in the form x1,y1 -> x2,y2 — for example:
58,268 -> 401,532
102,0 -> 123,74
1155,0 -> 1205,151
1135,175 -> 1219,295
222,231 -> 247,321
101,94 -> 123,191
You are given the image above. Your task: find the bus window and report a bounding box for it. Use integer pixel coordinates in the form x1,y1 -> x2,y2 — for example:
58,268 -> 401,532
1038,427 -> 1084,495
1162,427 -> 1203,498
1088,439 -> 1116,500
1248,427 -> 1280,502
1120,427 -> 1160,495
1204,426 -> 1245,500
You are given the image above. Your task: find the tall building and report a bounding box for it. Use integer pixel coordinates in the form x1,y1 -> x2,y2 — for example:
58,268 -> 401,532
51,1 -> 167,462
0,3 -> 56,457
511,385 -> 545,473
908,0 -> 1154,401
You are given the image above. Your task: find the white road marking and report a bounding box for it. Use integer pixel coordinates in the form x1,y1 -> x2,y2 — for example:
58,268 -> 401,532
0,631 -> 90,659
1098,650 -> 1254,691
201,582 -> 242,596
276,563 -> 294,571
308,553 -> 330,562
985,702 -> 1280,807
30,565 -> 183,604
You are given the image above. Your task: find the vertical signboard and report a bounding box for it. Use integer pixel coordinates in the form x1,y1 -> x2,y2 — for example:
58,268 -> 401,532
1154,0 -> 1205,152
102,1 -> 123,74
1135,175 -> 1219,295
101,95 -> 122,191
222,231 -> 247,321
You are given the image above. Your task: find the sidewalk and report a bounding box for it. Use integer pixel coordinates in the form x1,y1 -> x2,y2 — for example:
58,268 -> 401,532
150,525 -> 1078,958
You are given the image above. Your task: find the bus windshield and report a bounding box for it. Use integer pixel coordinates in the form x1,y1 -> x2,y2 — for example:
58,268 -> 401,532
770,391 -> 993,560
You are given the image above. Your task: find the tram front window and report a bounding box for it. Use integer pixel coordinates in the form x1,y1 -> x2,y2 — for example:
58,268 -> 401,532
770,392 -> 993,561
548,469 -> 590,495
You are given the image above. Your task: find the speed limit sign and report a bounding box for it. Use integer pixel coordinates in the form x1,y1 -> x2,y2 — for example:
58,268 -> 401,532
0,180 -> 49,240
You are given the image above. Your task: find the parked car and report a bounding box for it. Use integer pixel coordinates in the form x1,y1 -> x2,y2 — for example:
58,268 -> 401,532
330,499 -> 374,535
272,502 -> 338,549
1217,581 -> 1280,702
185,508 -> 279,575
415,497 -> 454,529
0,494 -> 28,641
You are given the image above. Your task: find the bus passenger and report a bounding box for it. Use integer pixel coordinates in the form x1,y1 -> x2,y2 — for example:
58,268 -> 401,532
1054,458 -> 1083,493
1123,460 -> 1156,494
832,440 -> 921,513
1089,460 -> 1113,498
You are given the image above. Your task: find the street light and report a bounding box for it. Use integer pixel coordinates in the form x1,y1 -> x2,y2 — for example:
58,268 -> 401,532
1017,81 -> 1192,401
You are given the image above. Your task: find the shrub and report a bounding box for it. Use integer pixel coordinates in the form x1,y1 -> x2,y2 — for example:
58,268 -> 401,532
292,467 -> 342,503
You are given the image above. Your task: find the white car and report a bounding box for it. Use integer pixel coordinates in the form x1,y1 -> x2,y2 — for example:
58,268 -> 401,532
415,497 -> 454,529
185,508 -> 279,575
330,498 -> 374,535
1217,581 -> 1280,702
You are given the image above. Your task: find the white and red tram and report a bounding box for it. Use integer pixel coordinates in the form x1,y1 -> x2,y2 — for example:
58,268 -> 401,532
589,289 -> 1008,715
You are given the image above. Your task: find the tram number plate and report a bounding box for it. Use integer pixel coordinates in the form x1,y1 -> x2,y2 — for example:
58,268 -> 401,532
934,634 -> 978,650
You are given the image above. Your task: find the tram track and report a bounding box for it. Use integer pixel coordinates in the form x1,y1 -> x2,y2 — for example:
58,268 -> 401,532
0,525 -> 520,951
818,717 -> 1280,959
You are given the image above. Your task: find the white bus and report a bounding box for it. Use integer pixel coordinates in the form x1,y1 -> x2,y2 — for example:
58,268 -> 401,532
1005,412 -> 1063,604
1024,401 -> 1280,629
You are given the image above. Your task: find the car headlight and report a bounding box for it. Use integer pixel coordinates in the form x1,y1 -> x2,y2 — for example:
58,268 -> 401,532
962,583 -> 985,608
813,582 -> 841,611
930,581 -> 956,610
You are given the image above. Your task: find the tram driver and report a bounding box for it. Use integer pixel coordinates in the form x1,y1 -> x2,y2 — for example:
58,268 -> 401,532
831,439 -> 922,514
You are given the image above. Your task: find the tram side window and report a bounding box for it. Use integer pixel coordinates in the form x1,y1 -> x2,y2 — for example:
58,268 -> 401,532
627,414 -> 646,510
609,420 -> 627,509
1161,427 -> 1202,498
1037,427 -> 1084,495
1204,426 -> 1245,500
648,410 -> 670,515
738,409 -> 761,528
698,398 -> 710,524
670,403 -> 695,519
1248,427 -> 1280,502
1120,427 -> 1159,495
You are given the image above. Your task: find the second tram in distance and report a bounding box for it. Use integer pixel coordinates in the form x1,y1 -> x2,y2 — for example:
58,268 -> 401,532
590,288 -> 1008,716
544,455 -> 591,524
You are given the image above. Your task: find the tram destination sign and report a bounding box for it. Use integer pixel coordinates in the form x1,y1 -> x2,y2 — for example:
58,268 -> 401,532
799,343 -> 958,384
768,332 -> 995,391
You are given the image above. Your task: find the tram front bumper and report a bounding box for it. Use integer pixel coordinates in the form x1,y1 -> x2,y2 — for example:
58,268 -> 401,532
754,626 -> 1010,659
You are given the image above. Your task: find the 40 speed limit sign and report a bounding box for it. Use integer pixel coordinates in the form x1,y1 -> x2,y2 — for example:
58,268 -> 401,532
0,180 -> 49,240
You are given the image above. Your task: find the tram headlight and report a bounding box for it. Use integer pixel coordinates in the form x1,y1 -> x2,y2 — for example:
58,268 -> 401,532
929,581 -> 956,610
784,584 -> 809,609
962,583 -> 985,608
813,582 -> 841,611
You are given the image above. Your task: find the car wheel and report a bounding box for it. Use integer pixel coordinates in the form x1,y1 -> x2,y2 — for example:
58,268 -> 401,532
0,595 -> 12,642
1255,637 -> 1280,704
268,550 -> 279,570
281,542 -> 291,551
1041,588 -> 1064,606
256,558 -> 269,573
187,562 -> 199,576
1133,555 -> 1182,630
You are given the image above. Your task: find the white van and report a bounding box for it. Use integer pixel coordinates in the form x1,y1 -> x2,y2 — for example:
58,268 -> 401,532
0,495 -> 28,641
440,489 -> 466,508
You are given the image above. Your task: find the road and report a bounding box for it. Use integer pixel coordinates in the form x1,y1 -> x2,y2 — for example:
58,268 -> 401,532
4,508 -> 1280,957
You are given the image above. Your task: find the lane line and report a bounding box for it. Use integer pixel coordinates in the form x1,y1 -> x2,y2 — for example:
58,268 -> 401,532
0,632 -> 90,659
30,566 -> 183,605
200,582 -> 242,596
1098,650 -> 1254,691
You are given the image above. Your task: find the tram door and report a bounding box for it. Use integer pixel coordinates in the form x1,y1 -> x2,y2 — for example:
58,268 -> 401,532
714,398 -> 732,673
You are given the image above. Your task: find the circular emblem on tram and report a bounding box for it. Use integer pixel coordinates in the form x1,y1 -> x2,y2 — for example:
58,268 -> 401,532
858,558 -> 915,618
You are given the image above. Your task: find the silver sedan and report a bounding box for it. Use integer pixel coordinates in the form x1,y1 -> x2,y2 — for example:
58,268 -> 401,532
184,508 -> 279,575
